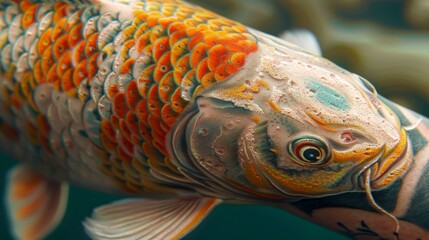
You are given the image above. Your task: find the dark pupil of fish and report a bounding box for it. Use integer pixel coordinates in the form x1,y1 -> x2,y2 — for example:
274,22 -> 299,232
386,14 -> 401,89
303,148 -> 321,162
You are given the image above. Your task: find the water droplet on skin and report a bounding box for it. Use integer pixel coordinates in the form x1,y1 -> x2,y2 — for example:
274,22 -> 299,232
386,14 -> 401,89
198,128 -> 208,136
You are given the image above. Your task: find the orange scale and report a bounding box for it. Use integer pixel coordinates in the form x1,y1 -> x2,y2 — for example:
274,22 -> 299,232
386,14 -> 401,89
87,53 -> 98,81
135,99 -> 149,122
172,54 -> 190,84
138,121 -> 152,141
158,71 -> 175,103
19,72 -> 33,97
225,63 -> 239,75
119,58 -> 135,75
133,10 -> 148,21
187,32 -> 203,51
113,93 -> 129,119
201,72 -> 215,88
53,3 -> 68,22
85,33 -> 98,57
169,30 -> 187,46
57,50 -> 71,77
185,26 -> 198,38
33,61 -> 43,83
53,34 -> 68,60
137,76 -> 152,99
101,132 -> 117,153
110,114 -> 120,130
171,38 -> 189,65
149,25 -> 166,44
190,42 -> 206,68
147,13 -> 162,28
122,25 -> 137,40
207,44 -> 228,71
72,41 -> 85,64
231,52 -> 246,68
193,11 -> 216,21
147,85 -> 163,117
158,16 -> 178,29
154,51 -> 172,82
52,18 -> 67,40
38,28 -> 52,55
117,146 -> 133,163
215,64 -> 228,81
217,33 -> 245,44
21,3 -> 38,30
196,57 -> 209,81
237,39 -> 256,53
125,112 -> 140,138
203,34 -> 218,51
120,134 -> 134,155
148,115 -> 164,136
119,119 -> 133,143
141,44 -> 152,57
196,23 -> 210,31
73,59 -> 88,86
184,18 -> 199,28
46,63 -> 59,84
225,43 -> 245,52
60,68 -> 74,92
208,19 -> 226,29
68,23 -> 83,47
19,1 -> 33,11
232,25 -> 248,33
142,142 -> 162,163
101,120 -> 117,143
168,22 -> 186,35
245,42 -> 258,54
161,104 -> 178,126
134,22 -> 149,39
122,39 -> 136,58
152,36 -> 170,62
125,81 -> 140,110
107,84 -> 119,99
170,88 -> 187,113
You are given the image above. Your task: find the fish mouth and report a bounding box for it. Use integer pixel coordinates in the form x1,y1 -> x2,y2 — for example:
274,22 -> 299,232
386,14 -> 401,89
368,128 -> 413,189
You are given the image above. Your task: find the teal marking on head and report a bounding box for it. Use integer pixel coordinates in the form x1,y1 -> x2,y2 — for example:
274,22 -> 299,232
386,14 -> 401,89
307,79 -> 350,111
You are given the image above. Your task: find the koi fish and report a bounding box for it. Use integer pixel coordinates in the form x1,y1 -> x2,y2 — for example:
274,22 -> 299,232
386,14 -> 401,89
0,0 -> 413,239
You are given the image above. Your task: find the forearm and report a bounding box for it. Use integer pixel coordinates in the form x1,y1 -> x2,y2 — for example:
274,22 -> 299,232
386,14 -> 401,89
276,100 -> 429,240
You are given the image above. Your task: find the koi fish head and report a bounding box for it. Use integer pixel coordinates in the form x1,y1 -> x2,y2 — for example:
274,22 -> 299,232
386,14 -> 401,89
169,33 -> 413,200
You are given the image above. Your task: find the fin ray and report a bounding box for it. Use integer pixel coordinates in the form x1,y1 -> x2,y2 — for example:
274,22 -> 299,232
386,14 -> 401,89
84,197 -> 221,240
5,165 -> 69,240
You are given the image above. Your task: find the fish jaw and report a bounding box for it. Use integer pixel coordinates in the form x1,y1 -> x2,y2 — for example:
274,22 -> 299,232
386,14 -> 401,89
369,128 -> 413,189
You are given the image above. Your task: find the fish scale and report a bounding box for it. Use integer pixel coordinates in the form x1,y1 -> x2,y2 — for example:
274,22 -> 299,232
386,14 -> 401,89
0,0 -> 258,194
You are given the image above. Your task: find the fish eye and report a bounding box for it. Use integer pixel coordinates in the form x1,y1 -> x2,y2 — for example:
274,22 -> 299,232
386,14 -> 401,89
288,136 -> 330,166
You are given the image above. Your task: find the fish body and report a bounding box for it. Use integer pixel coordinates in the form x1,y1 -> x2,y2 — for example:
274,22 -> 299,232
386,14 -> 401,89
0,0 -> 416,239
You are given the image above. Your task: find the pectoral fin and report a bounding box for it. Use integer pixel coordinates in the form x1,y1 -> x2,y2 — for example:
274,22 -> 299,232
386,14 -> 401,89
5,164 -> 69,240
84,197 -> 222,240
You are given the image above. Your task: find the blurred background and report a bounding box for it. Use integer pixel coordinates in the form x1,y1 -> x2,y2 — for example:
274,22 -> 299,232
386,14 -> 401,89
2,0 -> 429,239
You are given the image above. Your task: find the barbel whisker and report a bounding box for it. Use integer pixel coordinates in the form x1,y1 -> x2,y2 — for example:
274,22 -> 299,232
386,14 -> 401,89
364,169 -> 400,238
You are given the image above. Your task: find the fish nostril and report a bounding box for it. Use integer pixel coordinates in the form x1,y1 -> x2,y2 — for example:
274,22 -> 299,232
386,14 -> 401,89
339,131 -> 357,144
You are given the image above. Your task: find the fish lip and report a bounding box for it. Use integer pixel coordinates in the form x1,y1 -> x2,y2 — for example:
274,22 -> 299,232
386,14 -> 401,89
367,129 -> 412,189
